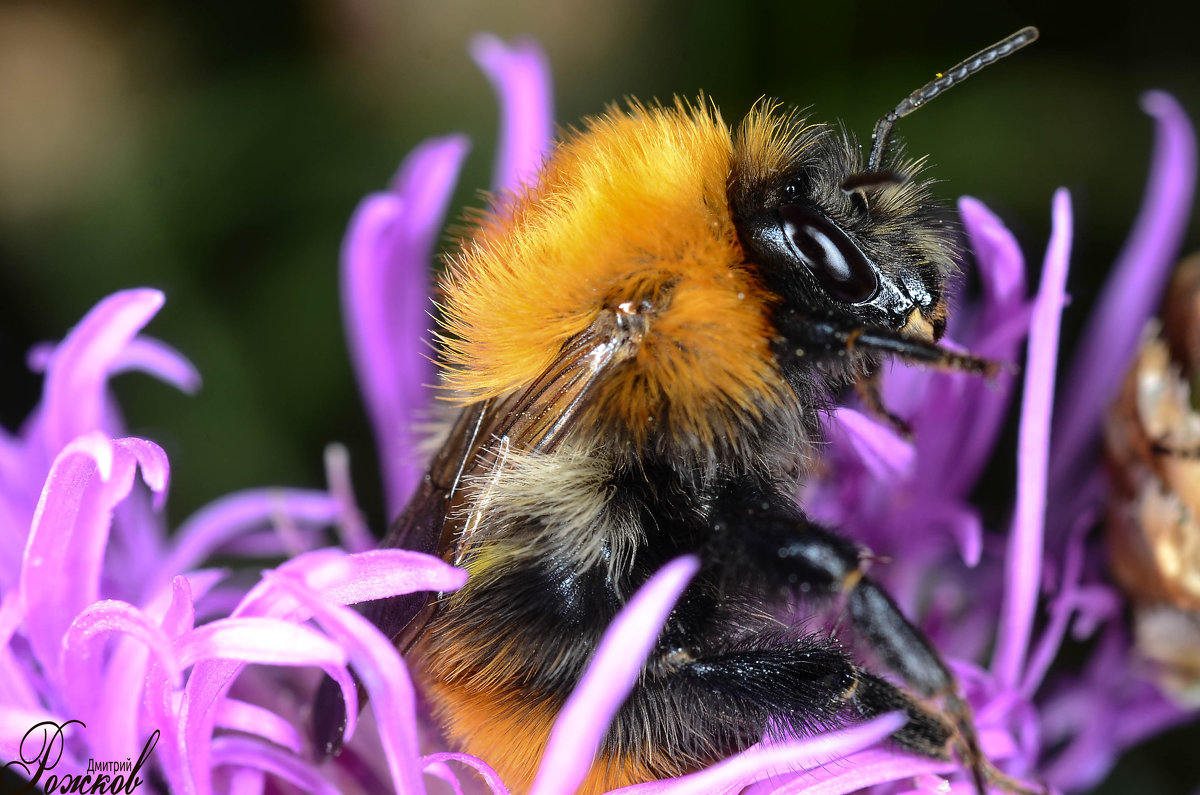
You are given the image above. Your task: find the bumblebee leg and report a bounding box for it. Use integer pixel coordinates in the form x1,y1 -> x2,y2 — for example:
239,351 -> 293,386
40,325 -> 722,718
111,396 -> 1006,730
711,489 -> 958,692
854,367 -> 913,440
598,632 -> 954,782
773,308 -> 997,376
708,490 -> 1012,794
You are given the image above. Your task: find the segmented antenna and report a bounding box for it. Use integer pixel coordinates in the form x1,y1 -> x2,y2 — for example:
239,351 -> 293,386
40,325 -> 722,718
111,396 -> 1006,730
866,26 -> 1039,172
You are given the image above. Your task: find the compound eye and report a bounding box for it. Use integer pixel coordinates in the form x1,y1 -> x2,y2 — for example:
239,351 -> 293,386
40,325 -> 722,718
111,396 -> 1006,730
779,204 -> 879,304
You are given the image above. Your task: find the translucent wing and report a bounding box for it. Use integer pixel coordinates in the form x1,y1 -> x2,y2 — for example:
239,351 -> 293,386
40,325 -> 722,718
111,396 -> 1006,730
312,309 -> 641,756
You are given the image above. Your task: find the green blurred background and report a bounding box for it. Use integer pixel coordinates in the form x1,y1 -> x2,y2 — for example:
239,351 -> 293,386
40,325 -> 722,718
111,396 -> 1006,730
0,0 -> 1196,790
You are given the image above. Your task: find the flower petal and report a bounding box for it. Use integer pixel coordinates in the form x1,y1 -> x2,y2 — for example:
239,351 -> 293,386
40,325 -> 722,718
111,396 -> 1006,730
174,617 -> 348,670
176,546 -> 461,795
61,598 -> 182,704
341,136 -> 470,514
265,572 -> 426,795
0,591 -> 39,709
240,548 -> 467,616
113,335 -> 203,394
1054,92 -> 1197,481
470,34 -> 554,194
324,443 -> 375,553
993,190 -> 1073,688
214,698 -> 304,753
160,489 -> 342,585
529,556 -> 699,795
173,619 -> 355,795
421,752 -> 509,794
422,760 -> 468,795
933,198 -> 1030,494
38,289 -> 165,456
0,708 -> 70,761
960,197 -> 1027,318
830,407 -> 914,480
221,767 -> 265,795
20,435 -> 167,679
211,735 -> 341,795
612,715 -> 903,795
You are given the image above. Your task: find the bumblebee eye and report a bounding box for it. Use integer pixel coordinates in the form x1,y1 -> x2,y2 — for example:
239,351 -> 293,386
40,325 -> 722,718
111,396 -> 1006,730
780,204 -> 879,304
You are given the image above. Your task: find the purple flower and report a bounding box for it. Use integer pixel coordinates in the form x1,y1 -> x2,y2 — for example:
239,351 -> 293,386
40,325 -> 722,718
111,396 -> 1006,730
0,292 -> 466,792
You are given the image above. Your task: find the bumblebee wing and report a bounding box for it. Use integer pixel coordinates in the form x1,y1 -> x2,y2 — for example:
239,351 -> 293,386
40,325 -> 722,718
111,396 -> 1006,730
379,397 -> 494,555
376,309 -> 638,638
385,310 -> 632,554
314,309 -> 638,756
469,318 -> 633,453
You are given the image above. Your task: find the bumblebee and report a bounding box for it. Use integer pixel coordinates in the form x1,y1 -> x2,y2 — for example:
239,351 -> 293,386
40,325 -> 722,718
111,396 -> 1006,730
317,27 -> 1039,795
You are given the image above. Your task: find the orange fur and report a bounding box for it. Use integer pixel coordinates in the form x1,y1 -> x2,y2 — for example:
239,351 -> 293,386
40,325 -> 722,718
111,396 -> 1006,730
418,676 -> 553,793
418,675 -> 676,795
733,100 -> 823,187
438,100 -> 791,450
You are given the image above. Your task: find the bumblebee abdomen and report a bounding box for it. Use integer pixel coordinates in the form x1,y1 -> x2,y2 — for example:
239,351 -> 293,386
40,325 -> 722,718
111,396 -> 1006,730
413,554 -> 618,793
416,660 -> 662,795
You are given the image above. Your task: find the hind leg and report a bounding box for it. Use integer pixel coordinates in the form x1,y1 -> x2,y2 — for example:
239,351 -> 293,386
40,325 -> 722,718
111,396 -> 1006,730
583,629 -> 955,794
699,479 -> 1045,794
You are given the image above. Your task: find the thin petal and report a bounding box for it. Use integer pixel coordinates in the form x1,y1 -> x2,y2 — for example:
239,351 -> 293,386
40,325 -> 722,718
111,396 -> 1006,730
341,136 -> 470,514
239,548 -> 467,616
745,747 -> 948,795
61,599 -> 182,707
880,198 -> 1030,502
214,699 -> 304,753
161,489 -> 341,584
423,761 -> 468,795
173,615 -> 357,795
175,547 -> 456,795
174,617 -> 348,670
926,501 -> 984,568
26,335 -> 200,396
222,767 -> 265,795
324,443 -> 375,553
112,336 -> 203,394
470,34 -> 554,193
421,752 -> 509,794
0,591 -> 39,710
265,572 -> 425,795
935,198 -> 1030,494
960,197 -> 1027,318
177,660 -> 246,795
0,709 -> 70,759
39,290 -> 165,456
830,407 -> 914,480
1054,92 -> 1197,480
211,735 -> 341,795
21,435 -> 166,676
1020,518 -> 1093,698
993,190 -> 1073,688
611,715 -> 903,795
119,436 -> 171,507
529,556 -> 699,795
57,596 -> 180,762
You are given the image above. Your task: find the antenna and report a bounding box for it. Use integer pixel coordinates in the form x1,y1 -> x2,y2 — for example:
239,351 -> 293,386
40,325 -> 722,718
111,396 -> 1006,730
865,26 -> 1039,173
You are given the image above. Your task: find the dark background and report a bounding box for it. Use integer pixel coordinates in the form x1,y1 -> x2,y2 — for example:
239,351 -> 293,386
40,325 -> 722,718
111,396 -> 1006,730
0,1 -> 1196,790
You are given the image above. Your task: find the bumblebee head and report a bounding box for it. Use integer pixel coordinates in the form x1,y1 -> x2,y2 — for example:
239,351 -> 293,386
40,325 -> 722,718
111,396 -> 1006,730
730,117 -> 952,345
731,26 -> 1037,351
